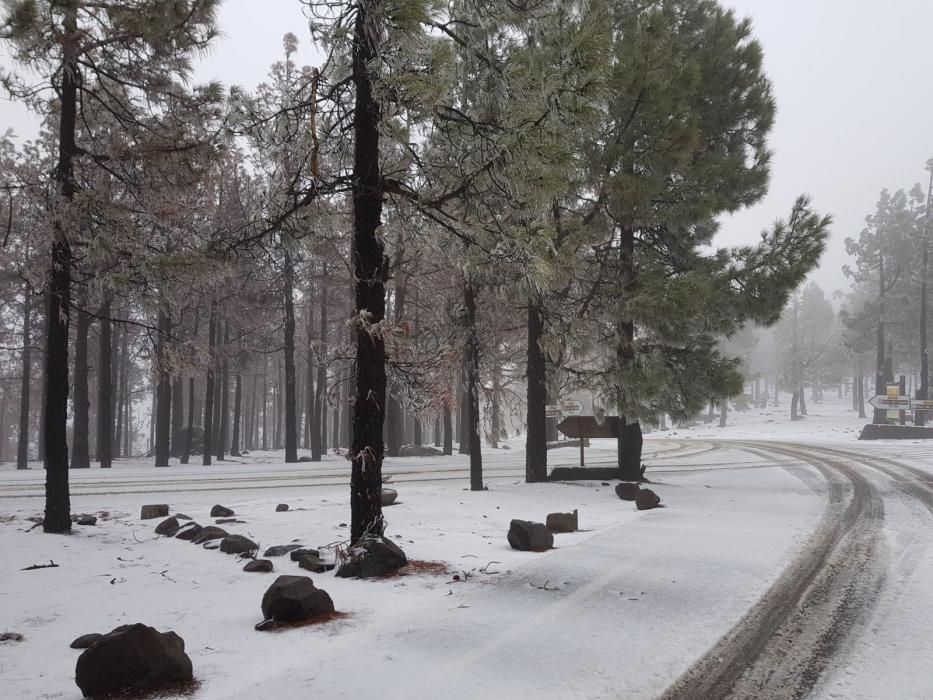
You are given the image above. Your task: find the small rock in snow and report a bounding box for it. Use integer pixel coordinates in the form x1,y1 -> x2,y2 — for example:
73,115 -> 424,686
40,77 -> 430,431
210,505 -> 234,518
276,504 -> 289,512
140,504 -> 169,520
244,559 -> 273,573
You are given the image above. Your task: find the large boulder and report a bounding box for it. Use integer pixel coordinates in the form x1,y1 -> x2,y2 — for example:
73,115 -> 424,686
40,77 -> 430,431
264,544 -> 304,558
155,516 -> 180,537
298,554 -> 334,574
546,510 -> 579,534
219,534 -> 258,556
260,575 -> 335,624
191,526 -> 228,545
635,489 -> 661,511
140,505 -> 169,520
210,504 -> 234,518
289,548 -> 320,562
615,482 -> 640,501
175,523 -> 202,541
507,520 -> 554,552
335,537 -> 407,578
74,623 -> 193,698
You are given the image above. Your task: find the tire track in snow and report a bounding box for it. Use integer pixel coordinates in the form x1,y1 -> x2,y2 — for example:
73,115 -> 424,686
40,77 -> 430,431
659,442 -> 885,700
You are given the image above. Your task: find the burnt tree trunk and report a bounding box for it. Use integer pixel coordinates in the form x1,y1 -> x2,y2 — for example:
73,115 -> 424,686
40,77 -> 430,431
171,377 -> 183,457
464,278 -> 483,491
17,283 -> 32,469
304,299 -> 315,450
96,295 -> 112,468
283,249 -> 298,462
71,297 -> 91,469
114,323 -> 127,460
202,307 -> 217,466
216,321 -> 229,461
349,0 -> 386,543
312,263 -> 328,461
154,310 -> 172,467
525,294 -> 547,482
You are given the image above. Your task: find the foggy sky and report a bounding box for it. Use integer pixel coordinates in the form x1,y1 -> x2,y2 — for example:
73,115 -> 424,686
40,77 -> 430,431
3,0 -> 933,301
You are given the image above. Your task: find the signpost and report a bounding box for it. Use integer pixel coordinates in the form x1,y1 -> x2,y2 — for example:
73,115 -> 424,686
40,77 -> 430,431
545,404 -> 561,419
561,400 -> 583,416
868,395 -> 927,411
557,416 -> 622,467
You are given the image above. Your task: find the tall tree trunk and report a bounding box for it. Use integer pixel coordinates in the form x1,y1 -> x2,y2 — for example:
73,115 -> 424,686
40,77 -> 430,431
71,297 -> 91,469
350,0 -> 387,543
154,310 -> 172,467
304,300 -> 315,450
719,400 -> 728,427
443,393 -> 453,456
616,225 -> 643,481
44,3 -> 79,532
799,384 -> 808,416
857,371 -> 867,419
202,307 -> 217,466
464,278 -> 483,491
525,294 -> 547,482
216,321 -> 229,461
181,375 -> 195,464
618,418 -> 643,481
171,377 -> 183,457
311,263 -> 328,461
791,390 -> 800,420
918,212 -> 929,425
17,283 -> 32,469
262,356 -> 268,451
283,250 -> 298,462
457,372 -> 470,455
433,415 -> 441,447
114,324 -> 127,460
231,371 -> 242,456
874,241 -> 887,424
97,295 -> 112,468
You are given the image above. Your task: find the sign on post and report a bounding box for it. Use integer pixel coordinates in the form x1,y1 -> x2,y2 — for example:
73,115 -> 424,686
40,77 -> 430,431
868,395 -> 915,410
545,404 -> 561,419
561,400 -> 583,416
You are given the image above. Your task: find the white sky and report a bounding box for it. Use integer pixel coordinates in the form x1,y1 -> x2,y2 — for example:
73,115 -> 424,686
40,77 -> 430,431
3,0 -> 933,299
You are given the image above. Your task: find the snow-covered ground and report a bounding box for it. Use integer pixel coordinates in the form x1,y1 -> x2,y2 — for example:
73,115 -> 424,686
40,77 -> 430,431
2,394 -> 933,699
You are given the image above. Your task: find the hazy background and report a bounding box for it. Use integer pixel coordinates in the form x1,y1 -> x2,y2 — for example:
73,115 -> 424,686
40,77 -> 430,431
4,0 -> 933,300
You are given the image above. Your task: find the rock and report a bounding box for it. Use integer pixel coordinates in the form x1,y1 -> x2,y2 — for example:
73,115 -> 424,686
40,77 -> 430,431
175,513 -> 192,520
74,623 -> 193,698
210,504 -> 234,518
70,633 -> 102,650
260,575 -> 335,624
244,559 -> 273,573
140,504 -> 169,520
507,519 -> 554,552
297,456 -> 314,463
264,544 -> 304,557
398,445 -> 444,457
219,534 -> 259,556
289,548 -> 320,562
240,450 -> 250,455
275,504 -> 289,512
191,526 -> 227,544
615,482 -> 640,501
0,632 -> 24,643
202,541 -> 220,550
175,523 -> 202,541
155,516 -> 180,537
546,510 -> 579,533
635,488 -> 661,511
381,488 -> 398,507
297,554 -> 334,574
215,518 -> 245,524
336,537 -> 407,578
73,514 -> 97,526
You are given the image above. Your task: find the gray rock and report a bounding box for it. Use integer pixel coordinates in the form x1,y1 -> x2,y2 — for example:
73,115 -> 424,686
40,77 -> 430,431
289,548 -> 320,562
546,510 -> 578,533
0,632 -> 24,643
275,504 -> 289,512
381,488 -> 398,507
202,541 -> 220,550
507,519 -> 554,552
336,537 -> 407,578
215,518 -> 245,524
398,445 -> 444,457
175,513 -> 192,520
260,575 -> 335,624
297,554 -> 334,574
244,559 -> 273,573
615,482 -> 640,501
74,624 -> 192,698
635,488 -> 661,511
210,504 -> 234,518
75,514 -> 97,526
264,544 -> 304,557
297,456 -> 314,463
70,633 -> 102,650
191,526 -> 227,544
155,516 -> 180,537
140,504 -> 169,520
175,523 -> 202,541
219,534 -> 259,556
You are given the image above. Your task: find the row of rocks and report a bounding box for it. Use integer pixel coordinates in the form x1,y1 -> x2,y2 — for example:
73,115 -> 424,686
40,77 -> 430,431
615,483 -> 662,510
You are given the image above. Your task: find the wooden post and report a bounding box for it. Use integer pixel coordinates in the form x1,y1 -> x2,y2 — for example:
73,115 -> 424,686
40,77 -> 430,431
578,416 -> 584,467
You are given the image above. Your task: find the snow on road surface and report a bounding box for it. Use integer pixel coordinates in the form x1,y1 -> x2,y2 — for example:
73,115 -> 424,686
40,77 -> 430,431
2,396 -> 933,699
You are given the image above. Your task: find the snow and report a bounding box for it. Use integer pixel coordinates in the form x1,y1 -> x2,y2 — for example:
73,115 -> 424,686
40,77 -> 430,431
2,395 -> 933,699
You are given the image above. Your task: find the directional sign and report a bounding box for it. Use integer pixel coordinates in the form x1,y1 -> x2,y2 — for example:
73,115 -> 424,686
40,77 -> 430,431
545,404 -> 561,419
868,395 -> 912,410
911,399 -> 933,411
558,416 -> 621,439
561,400 -> 583,416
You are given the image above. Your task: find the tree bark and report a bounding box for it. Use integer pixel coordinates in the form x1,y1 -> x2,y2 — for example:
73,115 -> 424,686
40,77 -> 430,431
349,0 -> 387,544
17,283 -> 32,469
525,294 -> 547,482
283,249 -> 298,462
154,310 -> 172,467
44,3 -> 78,532
616,225 -> 643,481
171,377 -> 183,456
618,418 -> 643,481
114,324 -> 127,460
443,394 -> 453,456
97,295 -> 112,468
202,307 -> 217,465
464,278 -> 483,491
216,321 -> 229,461
312,262 -> 329,461
71,297 -> 91,469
